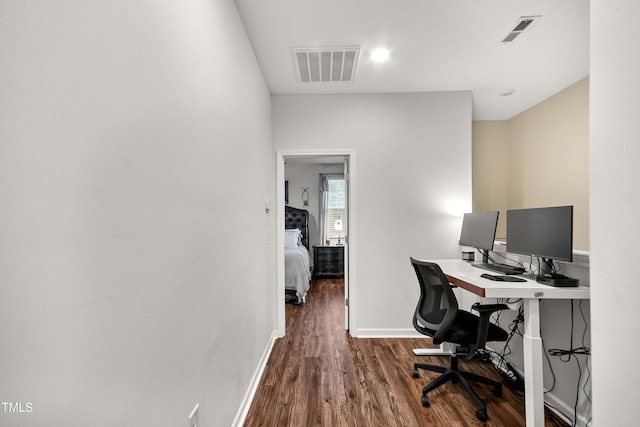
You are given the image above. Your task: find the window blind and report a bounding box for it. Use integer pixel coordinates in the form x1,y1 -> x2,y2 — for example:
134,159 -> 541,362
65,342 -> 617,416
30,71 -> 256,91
326,177 -> 345,239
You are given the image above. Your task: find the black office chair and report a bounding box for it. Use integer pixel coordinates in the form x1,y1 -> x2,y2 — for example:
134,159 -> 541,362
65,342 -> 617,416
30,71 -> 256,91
410,258 -> 509,422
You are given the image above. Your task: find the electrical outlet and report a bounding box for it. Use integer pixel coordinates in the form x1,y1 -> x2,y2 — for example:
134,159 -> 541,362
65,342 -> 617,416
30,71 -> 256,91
188,403 -> 199,427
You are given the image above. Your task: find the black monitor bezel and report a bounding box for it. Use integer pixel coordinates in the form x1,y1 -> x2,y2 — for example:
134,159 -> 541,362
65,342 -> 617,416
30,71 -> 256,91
458,211 -> 499,252
506,205 -> 574,263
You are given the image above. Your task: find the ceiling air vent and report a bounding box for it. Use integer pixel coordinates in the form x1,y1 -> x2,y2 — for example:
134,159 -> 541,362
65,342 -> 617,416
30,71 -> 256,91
501,15 -> 541,43
291,46 -> 360,83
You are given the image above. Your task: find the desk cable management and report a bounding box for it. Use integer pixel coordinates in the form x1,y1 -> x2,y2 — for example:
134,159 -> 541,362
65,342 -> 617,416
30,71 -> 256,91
485,251 -> 527,271
475,302 -> 525,393
479,298 -> 592,426
486,251 -> 568,277
540,299 -> 592,427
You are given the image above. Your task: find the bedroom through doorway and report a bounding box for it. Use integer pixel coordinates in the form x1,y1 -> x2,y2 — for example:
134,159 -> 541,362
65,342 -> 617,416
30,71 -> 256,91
276,149 -> 355,337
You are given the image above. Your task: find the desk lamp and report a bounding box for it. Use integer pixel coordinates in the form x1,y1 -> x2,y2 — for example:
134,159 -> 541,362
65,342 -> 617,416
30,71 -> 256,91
335,219 -> 343,245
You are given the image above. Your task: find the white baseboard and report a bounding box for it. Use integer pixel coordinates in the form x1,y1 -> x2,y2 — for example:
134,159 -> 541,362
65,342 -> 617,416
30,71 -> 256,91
231,329 -> 278,427
544,390 -> 591,427
353,328 -> 424,338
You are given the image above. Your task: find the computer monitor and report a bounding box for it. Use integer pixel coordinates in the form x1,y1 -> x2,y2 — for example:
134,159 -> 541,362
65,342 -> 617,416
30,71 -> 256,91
506,205 -> 573,275
459,211 -> 499,263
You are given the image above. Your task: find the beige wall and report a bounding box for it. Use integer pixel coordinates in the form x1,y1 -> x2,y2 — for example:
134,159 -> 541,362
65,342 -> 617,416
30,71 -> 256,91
472,121 -> 510,240
472,77 -> 589,250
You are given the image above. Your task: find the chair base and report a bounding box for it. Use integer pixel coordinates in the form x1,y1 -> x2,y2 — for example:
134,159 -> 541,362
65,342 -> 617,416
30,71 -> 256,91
412,355 -> 502,422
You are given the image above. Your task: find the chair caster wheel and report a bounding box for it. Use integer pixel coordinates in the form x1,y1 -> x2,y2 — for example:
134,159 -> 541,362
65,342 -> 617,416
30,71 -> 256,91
421,395 -> 430,407
476,408 -> 488,421
492,385 -> 502,397
412,369 -> 420,378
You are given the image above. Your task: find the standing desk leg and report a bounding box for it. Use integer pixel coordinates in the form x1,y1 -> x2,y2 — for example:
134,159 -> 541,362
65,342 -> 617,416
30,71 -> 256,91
523,298 -> 545,427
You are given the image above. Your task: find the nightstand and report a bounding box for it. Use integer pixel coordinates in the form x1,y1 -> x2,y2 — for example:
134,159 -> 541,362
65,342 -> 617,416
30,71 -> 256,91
313,245 -> 344,278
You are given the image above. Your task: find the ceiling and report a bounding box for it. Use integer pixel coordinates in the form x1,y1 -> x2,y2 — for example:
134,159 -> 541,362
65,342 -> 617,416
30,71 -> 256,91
234,0 -> 589,120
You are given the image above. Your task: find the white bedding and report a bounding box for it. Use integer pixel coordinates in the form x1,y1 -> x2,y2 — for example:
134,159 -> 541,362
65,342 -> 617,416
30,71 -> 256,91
285,245 -> 313,303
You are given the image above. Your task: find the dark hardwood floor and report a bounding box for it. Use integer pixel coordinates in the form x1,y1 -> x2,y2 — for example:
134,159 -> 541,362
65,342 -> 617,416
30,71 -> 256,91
244,278 -> 569,426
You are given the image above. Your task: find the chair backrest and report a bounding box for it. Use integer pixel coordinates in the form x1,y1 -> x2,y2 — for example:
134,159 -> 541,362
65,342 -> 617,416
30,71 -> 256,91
410,258 -> 459,345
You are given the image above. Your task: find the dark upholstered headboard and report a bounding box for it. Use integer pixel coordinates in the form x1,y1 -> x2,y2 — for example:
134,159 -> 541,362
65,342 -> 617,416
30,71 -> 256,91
285,205 -> 310,250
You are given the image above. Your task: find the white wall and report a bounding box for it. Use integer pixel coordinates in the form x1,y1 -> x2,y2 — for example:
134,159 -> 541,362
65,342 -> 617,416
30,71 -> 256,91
590,1 -> 640,425
273,92 -> 472,334
0,1 -> 275,426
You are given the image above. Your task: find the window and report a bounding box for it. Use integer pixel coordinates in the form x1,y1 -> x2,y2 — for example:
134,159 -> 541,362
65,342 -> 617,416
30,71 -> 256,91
326,177 -> 345,239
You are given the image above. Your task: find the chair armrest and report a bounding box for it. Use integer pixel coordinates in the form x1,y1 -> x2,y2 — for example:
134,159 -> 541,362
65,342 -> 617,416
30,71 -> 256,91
471,303 -> 508,314
471,303 -> 508,352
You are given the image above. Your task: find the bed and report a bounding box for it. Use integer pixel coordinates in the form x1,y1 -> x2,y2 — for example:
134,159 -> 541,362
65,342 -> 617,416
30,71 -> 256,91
285,205 -> 313,303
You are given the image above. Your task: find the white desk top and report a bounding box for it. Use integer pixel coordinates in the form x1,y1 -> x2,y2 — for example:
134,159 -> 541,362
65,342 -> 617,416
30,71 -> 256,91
422,259 -> 591,300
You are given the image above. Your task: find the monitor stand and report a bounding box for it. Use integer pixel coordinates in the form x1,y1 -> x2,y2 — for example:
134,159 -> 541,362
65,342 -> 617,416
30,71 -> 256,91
540,258 -> 555,275
535,258 -> 579,286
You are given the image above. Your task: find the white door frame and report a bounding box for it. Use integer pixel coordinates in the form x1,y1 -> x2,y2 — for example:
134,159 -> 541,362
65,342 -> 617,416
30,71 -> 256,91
276,149 -> 356,337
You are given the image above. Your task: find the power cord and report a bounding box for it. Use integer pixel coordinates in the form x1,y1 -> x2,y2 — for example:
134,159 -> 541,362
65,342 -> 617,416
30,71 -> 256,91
486,251 -> 526,270
543,299 -> 592,427
490,297 -> 591,426
547,347 -> 591,358
482,302 -> 525,392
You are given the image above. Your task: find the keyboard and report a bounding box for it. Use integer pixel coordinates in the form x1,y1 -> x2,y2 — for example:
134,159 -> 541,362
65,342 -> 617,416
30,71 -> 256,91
480,273 -> 527,282
471,262 -> 525,275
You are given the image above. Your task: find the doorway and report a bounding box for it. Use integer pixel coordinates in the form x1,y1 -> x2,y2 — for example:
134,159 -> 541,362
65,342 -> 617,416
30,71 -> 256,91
276,149 -> 356,337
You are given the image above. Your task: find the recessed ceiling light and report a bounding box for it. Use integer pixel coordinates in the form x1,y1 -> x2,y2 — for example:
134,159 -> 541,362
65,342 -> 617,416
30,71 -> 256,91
371,47 -> 390,63
499,89 -> 516,97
